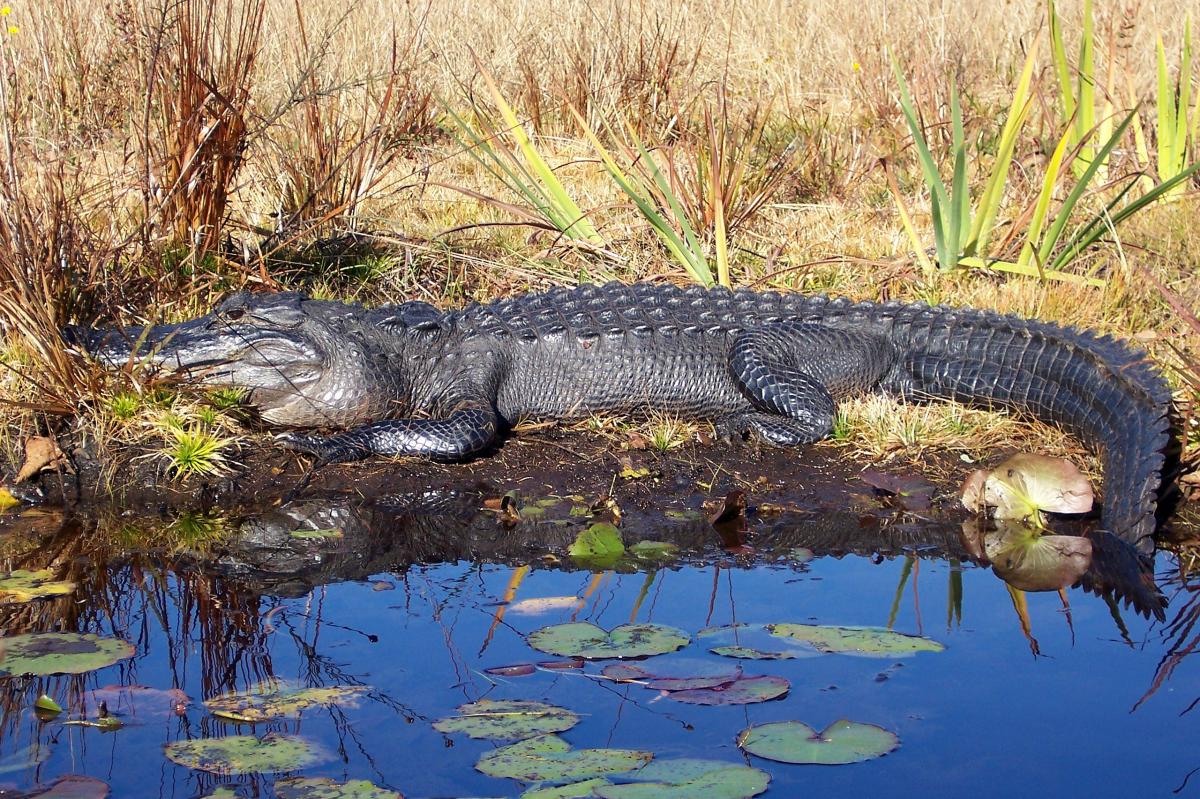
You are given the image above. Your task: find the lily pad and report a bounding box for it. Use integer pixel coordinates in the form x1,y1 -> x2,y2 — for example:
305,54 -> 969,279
204,682 -> 367,722
476,734 -> 651,783
164,733 -> 329,775
738,720 -> 899,765
596,759 -> 770,799
0,633 -> 134,676
0,570 -> 76,604
528,623 -> 689,660
697,624 -> 815,660
666,675 -> 789,705
983,522 -> 1093,592
961,454 -> 1093,522
275,777 -> 402,798
521,779 -> 611,798
602,659 -> 743,691
627,541 -> 679,562
569,522 -> 626,566
766,624 -> 944,658
434,700 -> 580,740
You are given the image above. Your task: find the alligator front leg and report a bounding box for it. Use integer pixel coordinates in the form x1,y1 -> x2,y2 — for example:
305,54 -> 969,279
723,322 -> 895,445
277,404 -> 499,464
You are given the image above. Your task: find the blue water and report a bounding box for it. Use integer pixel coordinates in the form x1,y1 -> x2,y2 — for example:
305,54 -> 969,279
0,526 -> 1196,798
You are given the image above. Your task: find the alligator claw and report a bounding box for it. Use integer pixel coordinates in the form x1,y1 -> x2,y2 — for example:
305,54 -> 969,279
275,432 -> 329,459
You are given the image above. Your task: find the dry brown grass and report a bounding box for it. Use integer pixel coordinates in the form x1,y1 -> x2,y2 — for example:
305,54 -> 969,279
0,0 -> 1197,473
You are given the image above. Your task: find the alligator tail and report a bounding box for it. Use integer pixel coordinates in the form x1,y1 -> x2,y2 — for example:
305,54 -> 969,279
875,303 -> 1172,558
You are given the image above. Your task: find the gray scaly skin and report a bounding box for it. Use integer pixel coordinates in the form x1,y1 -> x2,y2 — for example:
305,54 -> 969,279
74,281 -> 1173,556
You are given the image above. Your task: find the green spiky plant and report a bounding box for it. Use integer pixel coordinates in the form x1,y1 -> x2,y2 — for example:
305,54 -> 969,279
443,61 -> 605,250
1155,16 -> 1196,199
1048,0 -> 1113,179
161,426 -> 236,477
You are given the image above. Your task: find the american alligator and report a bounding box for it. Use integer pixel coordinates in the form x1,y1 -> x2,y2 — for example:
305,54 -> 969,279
73,281 -> 1173,556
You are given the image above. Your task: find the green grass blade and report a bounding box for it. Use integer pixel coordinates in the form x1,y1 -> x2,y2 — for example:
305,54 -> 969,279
478,65 -> 602,245
968,43 -> 1037,256
1017,124 -> 1073,271
1076,0 -> 1096,173
950,84 -> 969,256
1049,1 -> 1076,125
1049,160 -> 1200,271
1037,110 -> 1136,265
930,188 -> 952,271
1157,35 -> 1177,181
891,57 -> 952,231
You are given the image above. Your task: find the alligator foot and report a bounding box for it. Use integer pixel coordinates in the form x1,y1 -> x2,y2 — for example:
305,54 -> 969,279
275,432 -> 371,465
716,412 -> 829,446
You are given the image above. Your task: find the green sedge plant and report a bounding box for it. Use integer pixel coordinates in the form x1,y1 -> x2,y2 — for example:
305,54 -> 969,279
442,61 -> 604,250
1049,0 -> 1115,179
571,106 -> 716,286
1155,16 -> 1196,199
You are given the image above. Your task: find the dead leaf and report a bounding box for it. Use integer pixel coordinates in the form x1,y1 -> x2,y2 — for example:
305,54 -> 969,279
624,431 -> 650,450
15,437 -> 69,483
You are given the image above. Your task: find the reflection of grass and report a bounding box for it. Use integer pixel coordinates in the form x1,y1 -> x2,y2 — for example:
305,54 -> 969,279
107,511 -> 231,553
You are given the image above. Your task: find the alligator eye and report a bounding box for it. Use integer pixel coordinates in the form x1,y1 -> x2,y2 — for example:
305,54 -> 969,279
223,308 -> 245,322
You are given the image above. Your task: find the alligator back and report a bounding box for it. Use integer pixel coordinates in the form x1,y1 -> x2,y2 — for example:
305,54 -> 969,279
450,282 -> 1171,555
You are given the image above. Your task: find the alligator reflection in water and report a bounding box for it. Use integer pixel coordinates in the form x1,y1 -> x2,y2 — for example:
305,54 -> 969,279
0,494 -> 1186,797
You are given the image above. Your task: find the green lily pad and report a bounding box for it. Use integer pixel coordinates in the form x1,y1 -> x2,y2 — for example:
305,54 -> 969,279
0,742 -> 52,774
0,633 -> 134,676
602,659 -> 742,691
164,733 -> 329,775
766,624 -> 944,657
697,624 -> 815,660
0,569 -> 76,604
961,454 -> 1093,522
737,720 -> 899,765
275,777 -> 402,798
434,700 -> 580,740
666,675 -> 789,705
569,522 -> 625,565
596,758 -> 769,799
204,682 -> 367,722
627,541 -> 679,562
528,623 -> 689,660
521,778 -> 612,798
476,734 -> 651,783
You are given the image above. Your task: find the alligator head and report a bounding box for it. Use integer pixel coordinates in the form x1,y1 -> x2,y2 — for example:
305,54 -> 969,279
69,292 -> 419,429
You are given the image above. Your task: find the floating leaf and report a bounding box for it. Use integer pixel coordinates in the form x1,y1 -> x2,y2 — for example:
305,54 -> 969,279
738,720 -> 899,765
507,597 -> 583,615
0,742 -> 51,774
27,775 -> 110,798
275,777 -> 402,798
983,522 -> 1093,592
0,570 -> 76,604
602,659 -> 742,691
961,454 -> 1093,522
477,734 -> 651,783
596,758 -> 769,799
528,623 -> 689,660
860,470 -> 937,511
766,624 -> 944,658
0,633 -> 134,676
666,675 -> 789,706
569,522 -> 625,565
521,778 -> 611,798
697,624 -> 815,660
164,734 -> 329,775
0,487 -> 20,510
205,682 -> 367,723
434,700 -> 580,740
627,541 -> 679,562
35,694 -> 63,715
485,663 -> 537,677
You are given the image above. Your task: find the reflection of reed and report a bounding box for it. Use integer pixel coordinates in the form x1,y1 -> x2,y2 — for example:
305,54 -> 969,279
1135,571 -> 1200,712
0,512 -> 277,746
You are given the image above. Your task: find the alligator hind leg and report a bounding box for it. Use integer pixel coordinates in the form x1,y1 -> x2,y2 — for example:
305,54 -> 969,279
278,405 -> 499,465
723,322 -> 895,446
